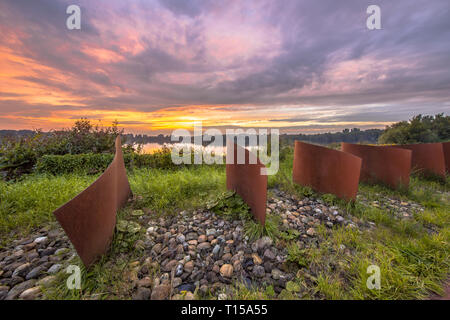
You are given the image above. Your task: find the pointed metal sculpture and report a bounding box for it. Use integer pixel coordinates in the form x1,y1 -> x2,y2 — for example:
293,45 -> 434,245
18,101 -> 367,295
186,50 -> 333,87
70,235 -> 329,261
342,143 -> 412,189
53,137 -> 132,267
226,140 -> 267,225
293,141 -> 362,201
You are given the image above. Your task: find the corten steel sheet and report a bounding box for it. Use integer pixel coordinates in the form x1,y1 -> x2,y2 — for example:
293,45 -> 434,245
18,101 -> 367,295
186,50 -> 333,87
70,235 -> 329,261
53,137 -> 132,267
391,143 -> 446,178
292,141 -> 362,201
443,142 -> 450,174
226,141 -> 267,225
341,143 -> 412,189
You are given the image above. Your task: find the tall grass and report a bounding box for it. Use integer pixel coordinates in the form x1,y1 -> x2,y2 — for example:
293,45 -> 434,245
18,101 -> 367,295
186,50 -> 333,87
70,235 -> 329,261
0,165 -> 226,240
0,174 -> 96,238
129,166 -> 226,215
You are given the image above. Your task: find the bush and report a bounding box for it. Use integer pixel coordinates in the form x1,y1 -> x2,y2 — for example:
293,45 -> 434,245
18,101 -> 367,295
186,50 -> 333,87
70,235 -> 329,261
0,119 -> 130,178
36,153 -> 114,175
379,113 -> 450,144
35,147 -> 177,175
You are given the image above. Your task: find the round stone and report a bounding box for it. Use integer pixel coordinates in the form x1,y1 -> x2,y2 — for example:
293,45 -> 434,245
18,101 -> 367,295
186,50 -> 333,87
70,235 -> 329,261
219,264 -> 233,278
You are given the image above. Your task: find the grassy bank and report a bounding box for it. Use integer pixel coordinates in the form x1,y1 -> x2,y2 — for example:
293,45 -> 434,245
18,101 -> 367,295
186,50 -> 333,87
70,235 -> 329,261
1,147 -> 449,299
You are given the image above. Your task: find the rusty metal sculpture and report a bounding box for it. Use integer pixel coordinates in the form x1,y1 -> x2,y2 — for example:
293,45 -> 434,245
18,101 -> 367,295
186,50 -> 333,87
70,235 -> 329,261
292,141 -> 361,201
226,140 -> 267,225
53,137 -> 132,267
391,143 -> 446,179
443,142 -> 450,175
341,143 -> 412,189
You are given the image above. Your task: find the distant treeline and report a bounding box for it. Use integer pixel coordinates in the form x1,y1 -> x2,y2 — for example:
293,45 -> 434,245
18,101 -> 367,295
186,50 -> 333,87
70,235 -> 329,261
1,128 -> 384,146
123,128 -> 384,146
280,128 -> 383,146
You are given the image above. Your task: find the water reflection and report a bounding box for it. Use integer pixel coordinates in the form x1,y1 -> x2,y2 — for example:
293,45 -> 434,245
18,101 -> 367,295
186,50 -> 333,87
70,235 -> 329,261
139,143 -> 260,155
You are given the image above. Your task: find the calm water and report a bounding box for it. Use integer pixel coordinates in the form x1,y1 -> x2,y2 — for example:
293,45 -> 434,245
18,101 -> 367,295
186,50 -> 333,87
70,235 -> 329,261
140,142 -> 226,155
139,143 -> 260,155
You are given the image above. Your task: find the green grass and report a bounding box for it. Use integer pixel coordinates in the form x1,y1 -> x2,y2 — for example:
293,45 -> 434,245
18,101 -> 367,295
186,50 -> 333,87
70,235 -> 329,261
244,214 -> 281,241
0,174 -> 97,241
220,281 -> 277,300
130,166 -> 226,215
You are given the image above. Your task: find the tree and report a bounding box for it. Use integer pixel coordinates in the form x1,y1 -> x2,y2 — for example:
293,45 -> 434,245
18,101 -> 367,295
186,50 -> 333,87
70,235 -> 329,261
378,113 -> 450,144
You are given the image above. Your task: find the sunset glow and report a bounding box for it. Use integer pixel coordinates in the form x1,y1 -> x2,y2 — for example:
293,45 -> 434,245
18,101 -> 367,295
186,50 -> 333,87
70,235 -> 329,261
1,0 -> 449,134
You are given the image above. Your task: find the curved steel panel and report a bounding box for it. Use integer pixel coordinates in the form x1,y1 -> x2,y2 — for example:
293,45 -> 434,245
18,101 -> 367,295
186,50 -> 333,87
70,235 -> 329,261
53,137 -> 132,267
292,141 -> 361,201
226,141 -> 267,225
341,143 -> 412,189
392,143 -> 445,178
443,142 -> 450,175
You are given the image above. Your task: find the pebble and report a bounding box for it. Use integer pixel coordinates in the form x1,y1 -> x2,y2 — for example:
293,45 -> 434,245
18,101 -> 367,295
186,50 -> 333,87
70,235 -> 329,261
184,261 -> 194,274
219,264 -> 233,278
252,265 -> 265,278
19,286 -> 41,300
197,242 -> 211,250
176,234 -> 185,244
47,264 -> 63,274
133,287 -> 151,300
5,280 -> 37,300
34,237 -> 48,244
25,266 -> 46,280
252,253 -> 263,265
151,284 -> 171,300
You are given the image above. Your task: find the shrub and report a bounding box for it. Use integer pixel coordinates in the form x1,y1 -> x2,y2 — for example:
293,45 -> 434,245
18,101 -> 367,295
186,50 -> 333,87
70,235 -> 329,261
0,119 -> 131,178
36,153 -> 115,175
379,113 -> 450,144
35,148 -> 177,175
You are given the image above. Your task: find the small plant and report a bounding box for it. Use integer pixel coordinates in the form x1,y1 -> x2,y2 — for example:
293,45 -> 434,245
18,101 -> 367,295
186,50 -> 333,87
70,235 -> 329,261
287,243 -> 309,268
321,193 -> 338,205
209,191 -> 252,221
244,214 -> 281,241
279,229 -> 301,241
294,185 -> 314,198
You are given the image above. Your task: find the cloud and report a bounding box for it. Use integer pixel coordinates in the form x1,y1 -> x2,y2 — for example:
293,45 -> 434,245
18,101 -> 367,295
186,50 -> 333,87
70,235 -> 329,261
0,0 -> 449,133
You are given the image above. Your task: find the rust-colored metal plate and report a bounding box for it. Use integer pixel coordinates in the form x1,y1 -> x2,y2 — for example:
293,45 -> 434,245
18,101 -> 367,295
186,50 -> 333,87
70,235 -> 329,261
341,143 -> 412,189
292,141 -> 362,201
226,141 -> 267,225
53,137 -> 132,267
392,143 -> 446,178
443,142 -> 450,175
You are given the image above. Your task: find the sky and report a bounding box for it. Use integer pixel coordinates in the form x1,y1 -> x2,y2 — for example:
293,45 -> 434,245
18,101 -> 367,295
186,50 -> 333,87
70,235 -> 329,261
0,0 -> 449,134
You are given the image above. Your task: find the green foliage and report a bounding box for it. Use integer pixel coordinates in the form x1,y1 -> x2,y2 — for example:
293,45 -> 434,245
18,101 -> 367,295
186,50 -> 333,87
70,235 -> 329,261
321,193 -> 339,205
244,214 -> 281,241
379,113 -> 450,144
287,242 -> 309,268
0,174 -> 96,236
0,119 -> 127,178
130,166 -> 226,214
209,191 -> 253,221
36,153 -> 114,175
226,282 -> 277,300
35,147 -> 176,175
279,229 -> 301,241
281,128 -> 383,146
